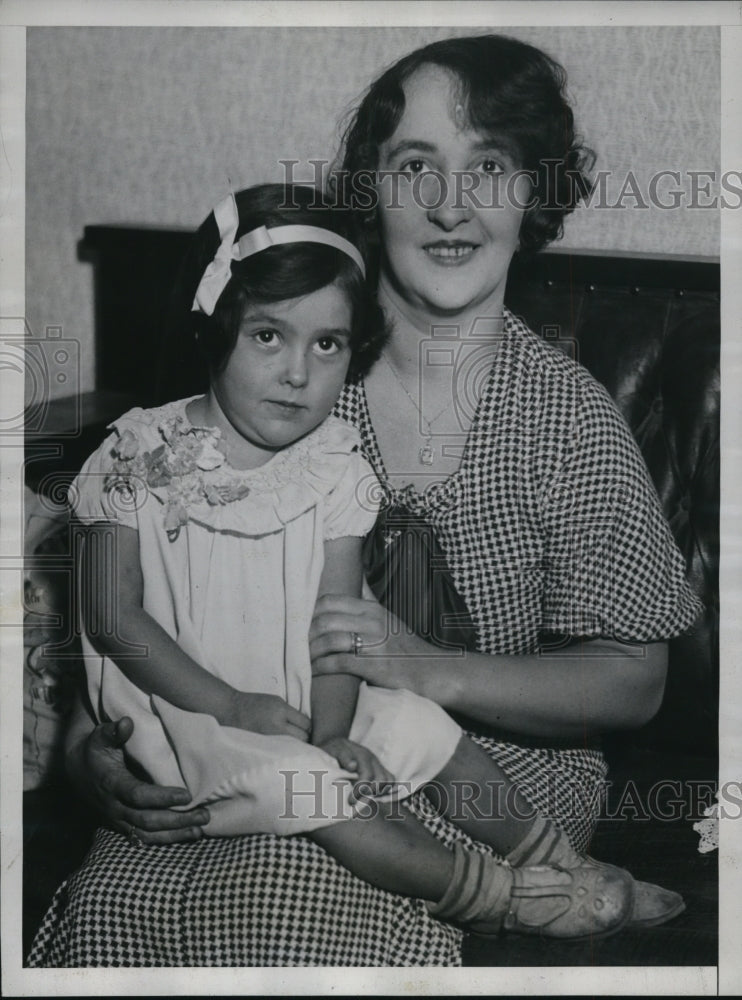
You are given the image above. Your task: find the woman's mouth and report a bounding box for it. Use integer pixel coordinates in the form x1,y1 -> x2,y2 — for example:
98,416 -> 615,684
423,242 -> 478,264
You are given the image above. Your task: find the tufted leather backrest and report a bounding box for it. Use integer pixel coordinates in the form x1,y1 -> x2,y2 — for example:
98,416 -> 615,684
505,252 -> 719,758
79,227 -> 720,758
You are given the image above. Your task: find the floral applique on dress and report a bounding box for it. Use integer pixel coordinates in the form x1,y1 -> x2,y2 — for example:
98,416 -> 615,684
96,400 -> 372,542
103,414 -> 250,538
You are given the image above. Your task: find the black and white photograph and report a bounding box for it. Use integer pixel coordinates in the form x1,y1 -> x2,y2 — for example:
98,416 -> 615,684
1,1 -> 740,995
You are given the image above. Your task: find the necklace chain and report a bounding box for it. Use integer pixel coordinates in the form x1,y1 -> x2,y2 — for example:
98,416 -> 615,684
380,352 -> 454,465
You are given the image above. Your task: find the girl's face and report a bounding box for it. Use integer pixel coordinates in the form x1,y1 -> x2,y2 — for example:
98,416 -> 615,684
375,64 -> 530,321
210,282 -> 353,467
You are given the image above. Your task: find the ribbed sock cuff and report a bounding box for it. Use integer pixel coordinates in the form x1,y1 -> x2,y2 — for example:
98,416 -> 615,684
427,845 -> 513,930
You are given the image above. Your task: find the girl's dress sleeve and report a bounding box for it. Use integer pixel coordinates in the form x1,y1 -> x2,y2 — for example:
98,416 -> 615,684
323,449 -> 381,541
538,378 -> 704,643
69,412 -> 152,531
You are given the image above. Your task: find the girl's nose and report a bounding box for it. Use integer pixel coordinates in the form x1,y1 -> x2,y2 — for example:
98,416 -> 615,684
425,171 -> 475,230
282,350 -> 308,387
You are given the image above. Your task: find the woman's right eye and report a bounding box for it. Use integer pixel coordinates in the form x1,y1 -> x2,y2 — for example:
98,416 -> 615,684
400,158 -> 429,175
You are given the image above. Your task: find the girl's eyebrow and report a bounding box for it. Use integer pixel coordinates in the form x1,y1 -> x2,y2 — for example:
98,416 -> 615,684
319,328 -> 352,341
243,313 -> 351,340
243,311 -> 284,325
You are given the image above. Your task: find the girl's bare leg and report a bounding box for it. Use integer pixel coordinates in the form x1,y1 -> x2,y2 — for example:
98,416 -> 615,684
309,794 -> 633,940
426,735 -> 581,863
426,736 -> 684,931
312,734 -> 580,901
310,802 -> 454,901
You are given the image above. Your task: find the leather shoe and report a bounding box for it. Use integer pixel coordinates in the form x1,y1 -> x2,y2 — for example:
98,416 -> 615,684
628,879 -> 686,927
500,862 -> 634,941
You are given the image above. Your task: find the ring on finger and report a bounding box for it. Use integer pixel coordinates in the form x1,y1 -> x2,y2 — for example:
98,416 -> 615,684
124,822 -> 144,848
350,631 -> 364,655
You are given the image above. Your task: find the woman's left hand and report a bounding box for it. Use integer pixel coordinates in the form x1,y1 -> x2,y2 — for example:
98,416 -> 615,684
309,593 -> 432,691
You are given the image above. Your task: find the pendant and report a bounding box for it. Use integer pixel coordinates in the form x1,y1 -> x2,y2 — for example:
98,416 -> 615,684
419,444 -> 435,466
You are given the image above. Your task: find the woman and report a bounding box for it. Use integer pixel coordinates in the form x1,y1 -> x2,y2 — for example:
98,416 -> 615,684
28,34 -> 701,967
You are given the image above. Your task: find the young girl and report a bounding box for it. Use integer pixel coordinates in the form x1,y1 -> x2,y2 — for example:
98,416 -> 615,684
71,183 -> 644,940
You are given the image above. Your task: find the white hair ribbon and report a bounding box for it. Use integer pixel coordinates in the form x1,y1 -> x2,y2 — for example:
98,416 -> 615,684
192,194 -> 366,316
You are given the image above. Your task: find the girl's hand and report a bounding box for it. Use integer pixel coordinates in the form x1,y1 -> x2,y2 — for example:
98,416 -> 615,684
74,717 -> 211,845
309,593 -> 432,691
319,736 -> 395,800
223,692 -> 311,741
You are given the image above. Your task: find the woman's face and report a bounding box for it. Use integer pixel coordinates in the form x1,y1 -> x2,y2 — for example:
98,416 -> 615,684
375,64 -> 530,320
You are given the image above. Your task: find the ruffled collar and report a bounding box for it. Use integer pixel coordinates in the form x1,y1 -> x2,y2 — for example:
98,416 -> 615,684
104,397 -> 361,538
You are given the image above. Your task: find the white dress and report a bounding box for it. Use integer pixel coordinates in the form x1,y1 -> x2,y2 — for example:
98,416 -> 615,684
71,398 -> 461,836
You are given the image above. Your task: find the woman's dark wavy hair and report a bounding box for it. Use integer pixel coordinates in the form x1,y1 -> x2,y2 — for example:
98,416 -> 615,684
332,33 -> 595,255
172,184 -> 387,387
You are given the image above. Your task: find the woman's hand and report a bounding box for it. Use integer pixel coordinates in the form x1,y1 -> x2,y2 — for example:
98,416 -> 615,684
309,593 -> 434,692
319,736 -> 395,800
72,717 -> 211,845
222,692 -> 311,741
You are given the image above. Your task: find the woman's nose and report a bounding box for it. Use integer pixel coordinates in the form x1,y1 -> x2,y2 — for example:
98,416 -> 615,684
425,171 -> 475,229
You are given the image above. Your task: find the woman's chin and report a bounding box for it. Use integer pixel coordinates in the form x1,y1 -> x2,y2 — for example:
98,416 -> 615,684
416,291 -> 499,320
408,273 -> 508,320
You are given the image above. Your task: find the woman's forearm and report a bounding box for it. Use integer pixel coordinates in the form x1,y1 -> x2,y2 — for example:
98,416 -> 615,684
409,638 -> 668,738
309,595 -> 670,740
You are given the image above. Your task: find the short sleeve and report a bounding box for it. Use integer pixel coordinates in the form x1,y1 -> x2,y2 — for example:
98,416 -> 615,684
539,380 -> 703,643
69,417 -> 154,530
323,449 -> 381,541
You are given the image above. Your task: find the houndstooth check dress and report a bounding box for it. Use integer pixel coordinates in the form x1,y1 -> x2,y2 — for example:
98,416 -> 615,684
28,313 -> 702,967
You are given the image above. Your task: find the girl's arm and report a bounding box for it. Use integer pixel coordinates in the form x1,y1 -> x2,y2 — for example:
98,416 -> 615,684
309,594 -> 669,739
310,535 -> 364,746
82,523 -> 310,739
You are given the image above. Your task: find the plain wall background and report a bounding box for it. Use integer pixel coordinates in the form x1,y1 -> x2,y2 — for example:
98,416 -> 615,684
25,25 -> 721,399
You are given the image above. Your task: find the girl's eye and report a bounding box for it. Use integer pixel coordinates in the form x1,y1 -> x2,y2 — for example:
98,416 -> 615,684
253,329 -> 279,346
314,337 -> 342,356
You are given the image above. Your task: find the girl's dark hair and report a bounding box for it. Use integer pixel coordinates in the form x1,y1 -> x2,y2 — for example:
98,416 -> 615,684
332,33 -> 595,254
187,183 -> 387,380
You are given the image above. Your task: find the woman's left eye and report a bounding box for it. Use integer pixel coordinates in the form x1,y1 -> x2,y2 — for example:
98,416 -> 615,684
479,157 -> 505,174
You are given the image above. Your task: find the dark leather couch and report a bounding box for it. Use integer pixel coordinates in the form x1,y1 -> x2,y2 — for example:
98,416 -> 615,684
23,228 -> 719,966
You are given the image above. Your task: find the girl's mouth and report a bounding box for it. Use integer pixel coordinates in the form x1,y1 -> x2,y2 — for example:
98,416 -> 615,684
423,242 -> 478,263
265,400 -> 307,417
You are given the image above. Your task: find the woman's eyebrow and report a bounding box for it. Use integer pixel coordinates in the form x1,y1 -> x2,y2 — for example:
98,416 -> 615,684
470,139 -> 507,152
382,139 -> 438,160
383,137 -> 516,162
471,138 -> 520,162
